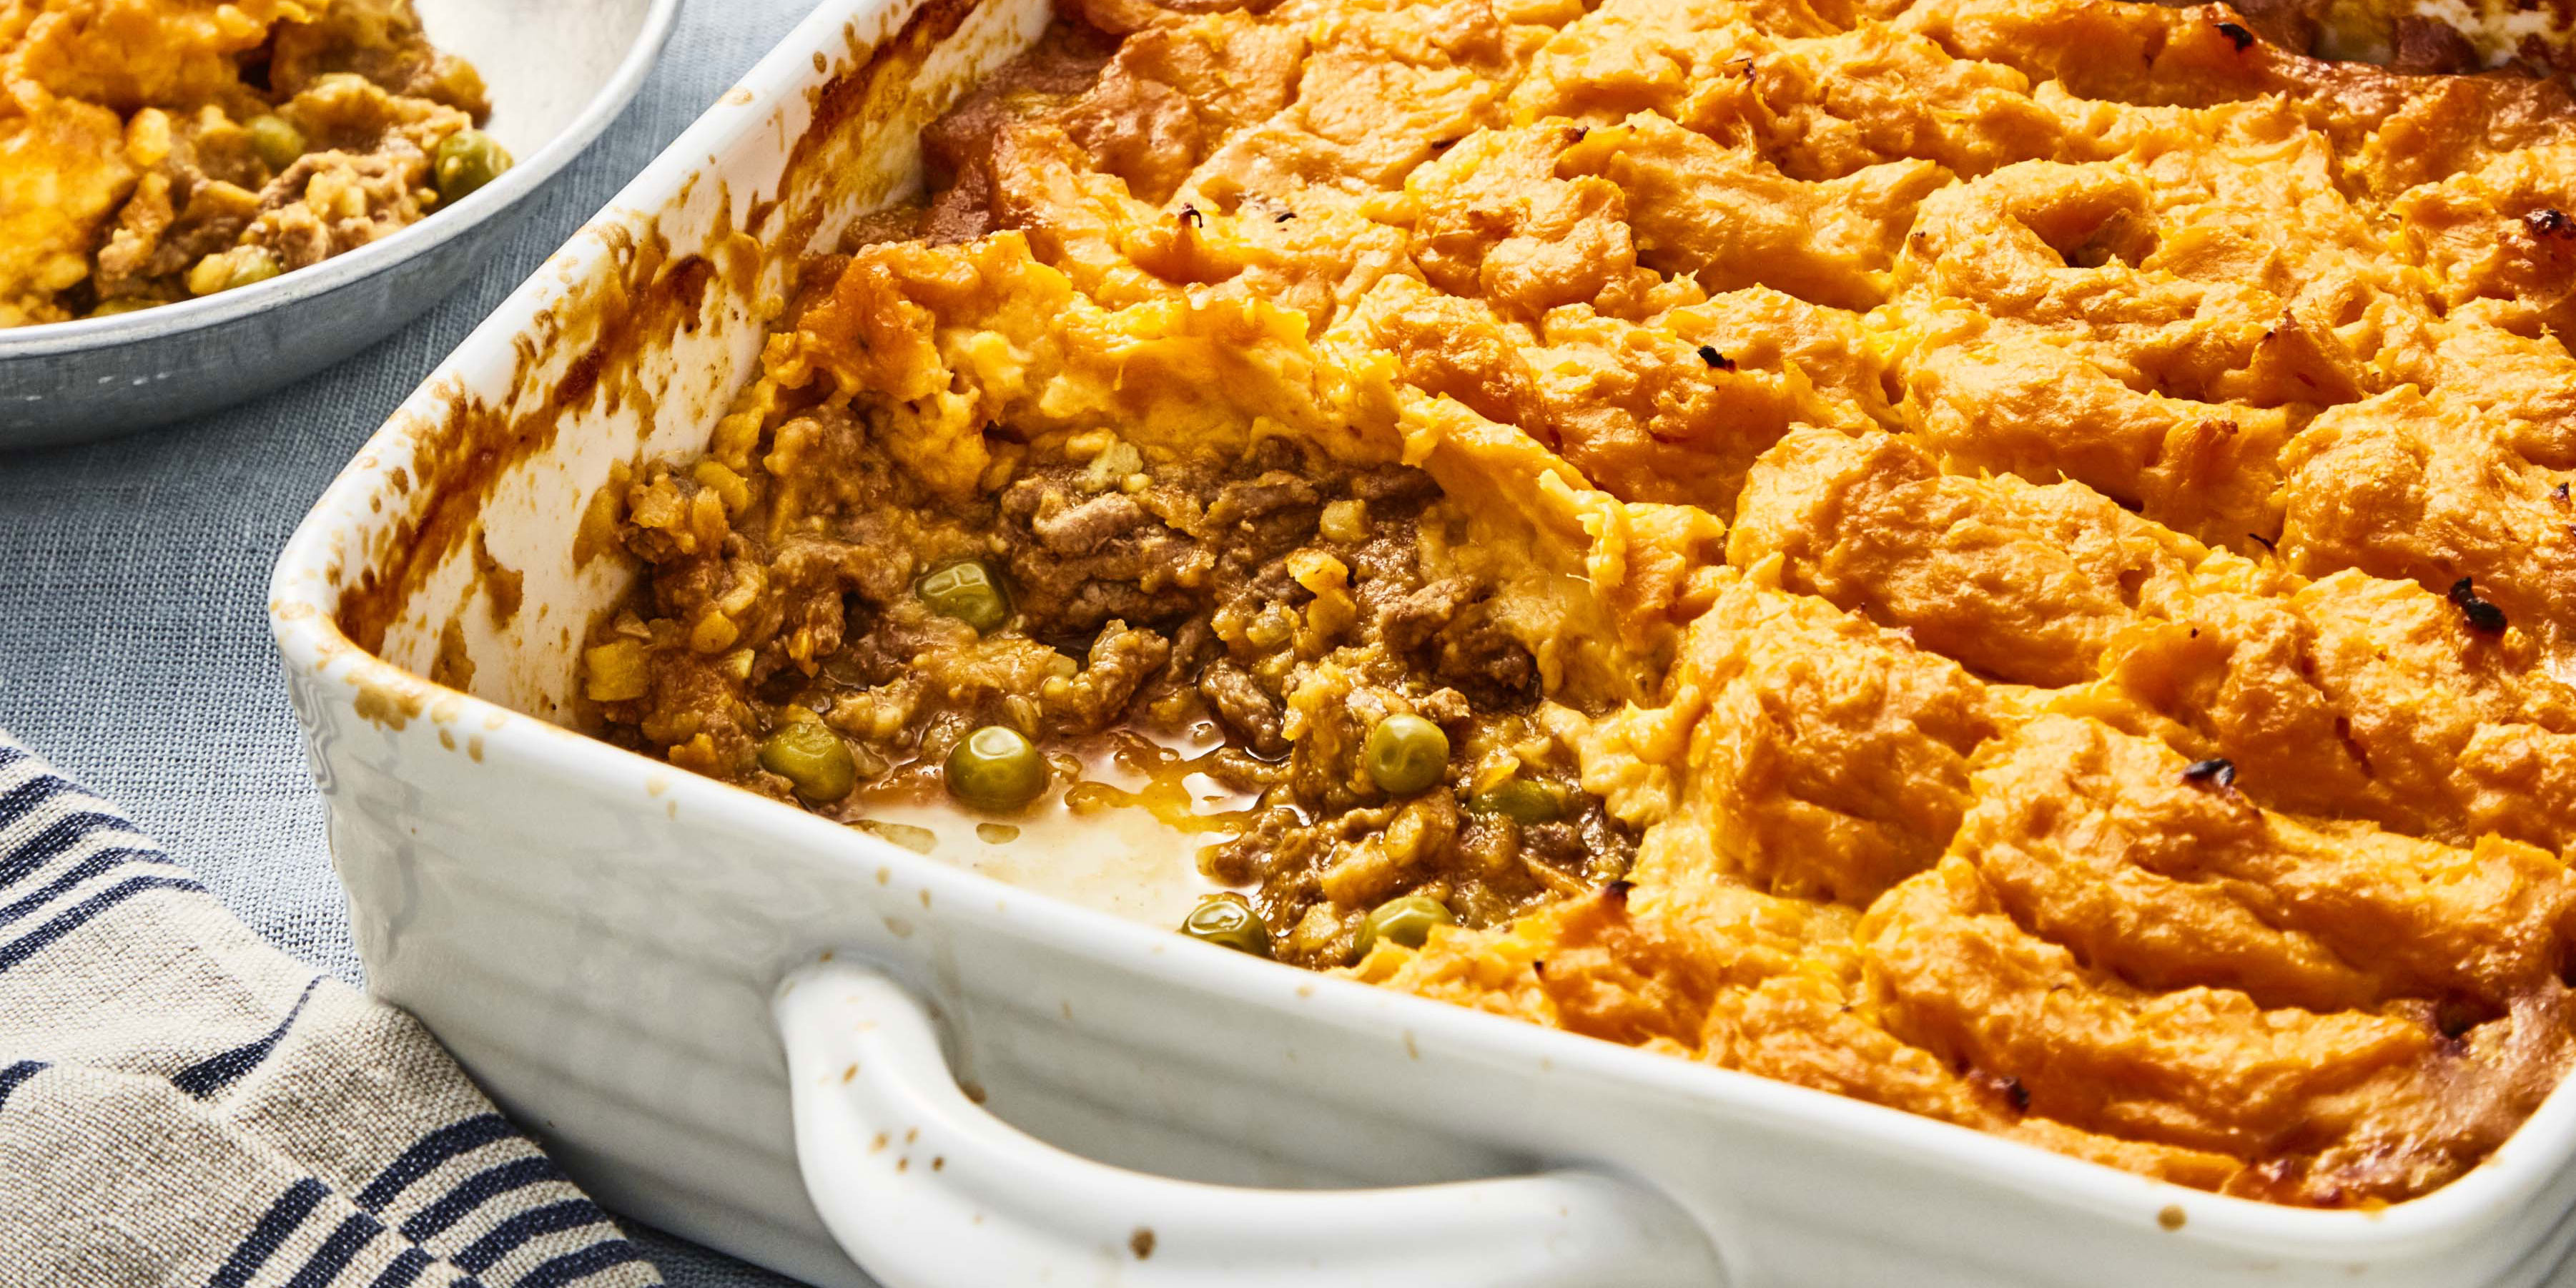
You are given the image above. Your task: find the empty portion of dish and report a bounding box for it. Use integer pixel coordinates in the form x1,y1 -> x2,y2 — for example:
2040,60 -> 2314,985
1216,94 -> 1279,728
582,0 -> 2576,1208
0,0 -> 510,327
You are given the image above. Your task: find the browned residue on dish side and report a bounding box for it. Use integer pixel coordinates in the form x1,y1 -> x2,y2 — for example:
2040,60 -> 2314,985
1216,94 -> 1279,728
332,0 -> 997,669
351,673 -> 428,732
471,527 -> 525,627
333,205 -> 759,656
430,619 -> 476,692
751,0 -> 988,257
571,460 -> 633,569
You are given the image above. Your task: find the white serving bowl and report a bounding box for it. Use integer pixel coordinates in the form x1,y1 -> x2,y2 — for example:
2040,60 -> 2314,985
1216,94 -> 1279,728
0,0 -> 680,450
267,1 -> 2576,1284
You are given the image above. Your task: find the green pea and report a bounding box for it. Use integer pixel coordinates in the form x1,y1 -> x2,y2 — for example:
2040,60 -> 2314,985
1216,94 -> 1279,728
224,248 -> 282,291
433,128 -> 513,203
1466,777 -> 1562,825
1180,896 -> 1270,957
759,721 -> 857,802
944,725 -> 1047,810
1353,894 -> 1454,960
246,114 -> 306,171
915,559 -> 1010,633
1363,713 -> 1449,796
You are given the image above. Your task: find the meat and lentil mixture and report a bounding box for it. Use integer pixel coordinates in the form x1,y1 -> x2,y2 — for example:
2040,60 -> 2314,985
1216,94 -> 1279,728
0,0 -> 510,328
588,0 -> 2576,1206
588,404 -> 1638,965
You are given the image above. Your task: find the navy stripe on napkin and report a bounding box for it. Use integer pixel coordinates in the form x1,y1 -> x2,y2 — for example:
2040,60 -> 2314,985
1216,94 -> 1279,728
366,1247 -> 436,1288
362,1114 -> 522,1212
0,1059 -> 46,1111
0,844 -> 174,931
405,1157 -> 564,1244
208,1178 -> 331,1288
458,1200 -> 618,1274
285,1211 -> 390,1288
0,737 -> 659,1288
0,873 -> 207,973
0,799 -> 142,884
174,975 -> 326,1098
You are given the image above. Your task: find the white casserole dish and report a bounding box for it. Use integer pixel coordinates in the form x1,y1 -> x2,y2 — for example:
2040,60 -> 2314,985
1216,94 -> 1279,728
265,1 -> 2576,1283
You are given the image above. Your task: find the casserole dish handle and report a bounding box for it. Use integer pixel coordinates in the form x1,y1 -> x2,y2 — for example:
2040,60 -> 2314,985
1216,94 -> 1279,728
775,958 -> 1727,1288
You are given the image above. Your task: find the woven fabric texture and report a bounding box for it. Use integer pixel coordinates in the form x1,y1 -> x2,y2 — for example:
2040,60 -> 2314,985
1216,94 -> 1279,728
0,737 -> 658,1288
0,1 -> 811,1283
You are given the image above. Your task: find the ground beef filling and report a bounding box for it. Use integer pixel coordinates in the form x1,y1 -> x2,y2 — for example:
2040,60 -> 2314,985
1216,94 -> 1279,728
587,418 -> 1632,968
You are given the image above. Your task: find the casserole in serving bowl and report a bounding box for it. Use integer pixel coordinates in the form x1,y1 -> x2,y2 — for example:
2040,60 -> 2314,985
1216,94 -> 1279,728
272,0 -> 2576,1282
0,0 -> 678,449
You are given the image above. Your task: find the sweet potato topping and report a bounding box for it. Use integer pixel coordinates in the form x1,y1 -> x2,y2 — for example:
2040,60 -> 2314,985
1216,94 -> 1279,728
592,0 -> 2576,1204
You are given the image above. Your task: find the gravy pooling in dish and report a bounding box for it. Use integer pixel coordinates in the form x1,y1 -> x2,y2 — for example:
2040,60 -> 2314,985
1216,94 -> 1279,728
587,0 -> 2576,1206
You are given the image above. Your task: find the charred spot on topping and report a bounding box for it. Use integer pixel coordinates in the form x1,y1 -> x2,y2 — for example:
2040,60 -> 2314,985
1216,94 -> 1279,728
2556,481 -> 2570,503
2214,20 -> 2255,49
2181,757 -> 2238,790
2448,576 -> 2508,636
1969,1068 -> 2030,1111
2527,207 -> 2576,240
1178,204 -> 1203,227
2431,998 -> 2487,1041
1697,345 -> 1736,371
2246,531 -> 2278,552
1602,878 -> 1635,906
1273,210 -> 1294,222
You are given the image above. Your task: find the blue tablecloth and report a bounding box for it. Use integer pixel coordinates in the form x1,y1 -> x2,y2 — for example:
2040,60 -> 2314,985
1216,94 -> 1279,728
0,2 -> 811,1282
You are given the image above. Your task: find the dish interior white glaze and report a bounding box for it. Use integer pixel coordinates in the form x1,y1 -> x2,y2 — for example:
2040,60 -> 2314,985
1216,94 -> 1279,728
418,0 -> 646,157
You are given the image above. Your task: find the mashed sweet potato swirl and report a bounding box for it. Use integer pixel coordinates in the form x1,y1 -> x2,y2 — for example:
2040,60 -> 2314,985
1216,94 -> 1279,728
601,0 -> 2576,1204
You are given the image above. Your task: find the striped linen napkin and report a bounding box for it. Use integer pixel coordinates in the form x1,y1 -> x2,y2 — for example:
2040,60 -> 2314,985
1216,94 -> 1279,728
0,733 -> 662,1288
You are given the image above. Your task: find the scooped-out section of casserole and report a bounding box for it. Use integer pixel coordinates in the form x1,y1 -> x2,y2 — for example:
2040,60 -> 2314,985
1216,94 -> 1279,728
580,0 -> 2576,1207
0,0 -> 510,327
